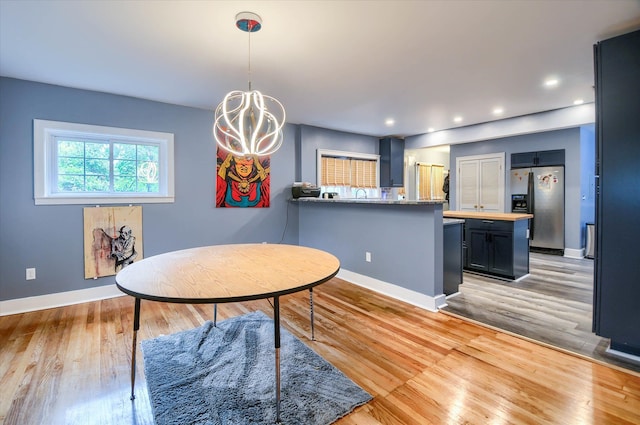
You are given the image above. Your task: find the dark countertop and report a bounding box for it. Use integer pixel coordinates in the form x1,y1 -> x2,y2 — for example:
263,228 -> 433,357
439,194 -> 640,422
291,197 -> 445,205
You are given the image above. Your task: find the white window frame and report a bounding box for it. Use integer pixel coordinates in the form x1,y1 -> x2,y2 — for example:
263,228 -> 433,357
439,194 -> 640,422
33,119 -> 175,205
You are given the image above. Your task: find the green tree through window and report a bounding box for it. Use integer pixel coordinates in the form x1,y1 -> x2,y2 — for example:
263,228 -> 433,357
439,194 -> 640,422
55,138 -> 159,194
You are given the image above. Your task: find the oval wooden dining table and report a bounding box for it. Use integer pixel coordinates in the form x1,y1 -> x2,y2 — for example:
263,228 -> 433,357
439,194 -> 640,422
116,243 -> 340,424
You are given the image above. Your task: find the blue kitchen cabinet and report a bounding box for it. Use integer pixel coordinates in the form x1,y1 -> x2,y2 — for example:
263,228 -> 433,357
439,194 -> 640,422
593,29 -> 640,356
379,137 -> 404,187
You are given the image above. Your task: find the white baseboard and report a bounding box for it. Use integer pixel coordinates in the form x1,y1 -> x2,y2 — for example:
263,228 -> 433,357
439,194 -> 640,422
337,269 -> 446,312
0,284 -> 124,316
564,248 -> 585,259
2,271 -> 449,316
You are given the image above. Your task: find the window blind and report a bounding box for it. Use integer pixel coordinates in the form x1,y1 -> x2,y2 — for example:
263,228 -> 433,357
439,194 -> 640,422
350,159 -> 377,188
416,163 -> 445,200
321,155 -> 377,187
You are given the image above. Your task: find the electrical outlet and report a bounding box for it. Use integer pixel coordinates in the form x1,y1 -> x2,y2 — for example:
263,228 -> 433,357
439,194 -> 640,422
365,252 -> 371,262
26,268 -> 36,280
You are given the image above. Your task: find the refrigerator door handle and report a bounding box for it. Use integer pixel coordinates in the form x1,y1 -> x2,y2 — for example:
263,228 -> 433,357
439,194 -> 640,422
527,171 -> 535,240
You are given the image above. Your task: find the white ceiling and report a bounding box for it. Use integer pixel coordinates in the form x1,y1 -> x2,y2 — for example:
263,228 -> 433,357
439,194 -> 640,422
1,1 -> 639,138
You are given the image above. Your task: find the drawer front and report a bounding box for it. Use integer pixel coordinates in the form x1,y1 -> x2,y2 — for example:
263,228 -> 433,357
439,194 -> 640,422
465,218 -> 513,232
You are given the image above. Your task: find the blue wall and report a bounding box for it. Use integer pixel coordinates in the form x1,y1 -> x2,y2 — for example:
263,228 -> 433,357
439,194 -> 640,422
299,201 -> 443,298
0,77 -> 596,303
0,78 -> 299,301
298,125 -> 378,184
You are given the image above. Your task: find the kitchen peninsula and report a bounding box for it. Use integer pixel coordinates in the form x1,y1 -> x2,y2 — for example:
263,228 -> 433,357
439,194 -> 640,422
444,211 -> 533,280
292,197 -> 447,311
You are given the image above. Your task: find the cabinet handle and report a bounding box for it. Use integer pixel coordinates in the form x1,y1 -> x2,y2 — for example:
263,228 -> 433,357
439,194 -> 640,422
474,205 -> 478,209
482,220 -> 494,224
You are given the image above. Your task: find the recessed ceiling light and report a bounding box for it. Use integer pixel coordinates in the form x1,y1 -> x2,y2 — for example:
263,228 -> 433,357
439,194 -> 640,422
427,127 -> 435,133
544,78 -> 559,87
493,107 -> 504,116
573,99 -> 584,105
385,118 -> 395,126
453,116 -> 463,123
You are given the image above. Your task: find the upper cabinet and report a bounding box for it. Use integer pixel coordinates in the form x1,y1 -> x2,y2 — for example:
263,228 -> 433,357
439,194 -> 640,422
379,137 -> 404,187
511,149 -> 565,168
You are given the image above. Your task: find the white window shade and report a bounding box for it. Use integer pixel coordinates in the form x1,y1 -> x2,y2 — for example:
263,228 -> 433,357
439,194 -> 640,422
317,149 -> 379,188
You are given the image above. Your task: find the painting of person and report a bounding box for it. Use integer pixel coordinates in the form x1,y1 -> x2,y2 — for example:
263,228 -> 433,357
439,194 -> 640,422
109,225 -> 137,271
216,150 -> 271,207
83,206 -> 143,279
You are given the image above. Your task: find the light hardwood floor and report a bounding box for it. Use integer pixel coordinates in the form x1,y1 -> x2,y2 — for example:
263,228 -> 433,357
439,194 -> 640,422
1,278 -> 639,424
442,252 -> 640,374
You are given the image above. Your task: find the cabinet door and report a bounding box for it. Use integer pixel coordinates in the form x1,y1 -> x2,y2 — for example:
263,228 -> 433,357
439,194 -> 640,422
443,223 -> 463,295
456,153 -> 505,212
535,149 -> 565,166
389,138 -> 404,186
380,137 -> 404,187
511,152 -> 537,168
511,150 -> 565,167
458,160 -> 479,211
489,231 -> 514,276
467,229 -> 490,272
478,158 -> 503,212
594,29 -> 640,349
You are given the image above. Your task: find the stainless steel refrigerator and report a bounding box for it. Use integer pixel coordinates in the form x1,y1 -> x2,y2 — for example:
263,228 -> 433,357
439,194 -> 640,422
510,166 -> 564,253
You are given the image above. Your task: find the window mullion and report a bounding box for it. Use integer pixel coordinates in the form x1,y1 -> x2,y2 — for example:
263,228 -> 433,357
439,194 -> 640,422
109,139 -> 115,193
135,143 -> 139,193
83,141 -> 87,192
51,136 -> 60,194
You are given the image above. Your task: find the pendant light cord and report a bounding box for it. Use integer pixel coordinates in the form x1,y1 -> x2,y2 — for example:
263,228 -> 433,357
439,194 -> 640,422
247,22 -> 253,91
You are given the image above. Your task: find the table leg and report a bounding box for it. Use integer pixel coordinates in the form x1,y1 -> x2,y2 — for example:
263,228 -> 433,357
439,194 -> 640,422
214,304 -> 217,327
130,297 -> 141,401
309,288 -> 315,341
273,296 -> 282,424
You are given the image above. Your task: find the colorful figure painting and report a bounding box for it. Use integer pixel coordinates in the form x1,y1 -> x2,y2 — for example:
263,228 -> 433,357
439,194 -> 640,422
216,148 -> 271,207
83,206 -> 143,279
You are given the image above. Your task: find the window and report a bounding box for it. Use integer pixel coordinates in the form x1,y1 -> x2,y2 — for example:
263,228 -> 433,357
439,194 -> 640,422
316,149 -> 380,198
415,163 -> 445,200
34,119 -> 174,205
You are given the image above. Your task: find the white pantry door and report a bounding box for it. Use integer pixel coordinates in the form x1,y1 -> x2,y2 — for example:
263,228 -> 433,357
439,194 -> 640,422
456,153 -> 505,212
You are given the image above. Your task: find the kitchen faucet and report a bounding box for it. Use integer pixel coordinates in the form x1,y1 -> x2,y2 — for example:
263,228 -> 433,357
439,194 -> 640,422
355,188 -> 367,199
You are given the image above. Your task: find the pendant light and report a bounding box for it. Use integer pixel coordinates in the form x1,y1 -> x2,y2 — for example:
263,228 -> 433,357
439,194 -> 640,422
213,12 -> 285,157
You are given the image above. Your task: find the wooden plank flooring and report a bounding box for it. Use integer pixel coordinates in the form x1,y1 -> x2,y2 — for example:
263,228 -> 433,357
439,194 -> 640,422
442,252 -> 640,373
1,278 -> 640,424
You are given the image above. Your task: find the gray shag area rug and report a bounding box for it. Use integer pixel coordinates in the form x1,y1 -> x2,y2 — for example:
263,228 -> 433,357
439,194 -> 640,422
141,311 -> 372,425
